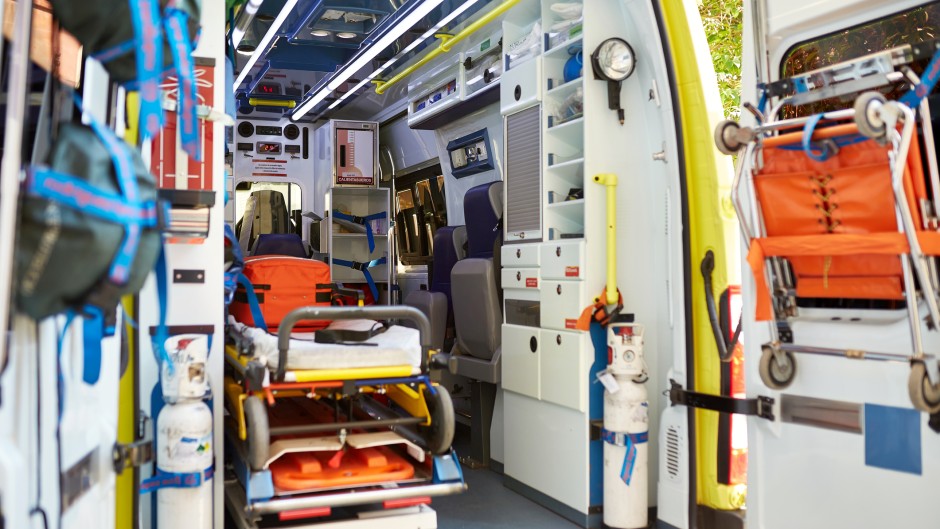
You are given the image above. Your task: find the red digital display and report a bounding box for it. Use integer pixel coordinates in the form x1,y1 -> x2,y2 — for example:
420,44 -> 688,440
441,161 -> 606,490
257,142 -> 281,154
257,82 -> 281,95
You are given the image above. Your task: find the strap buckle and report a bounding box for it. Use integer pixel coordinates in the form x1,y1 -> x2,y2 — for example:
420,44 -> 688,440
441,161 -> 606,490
668,379 -> 775,421
113,415 -> 154,474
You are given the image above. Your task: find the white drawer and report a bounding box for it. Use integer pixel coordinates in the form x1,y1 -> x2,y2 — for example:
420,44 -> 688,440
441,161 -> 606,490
501,57 -> 541,115
501,324 -> 540,399
540,240 -> 585,280
540,279 -> 585,331
540,329 -> 590,412
501,268 -> 540,290
501,243 -> 540,267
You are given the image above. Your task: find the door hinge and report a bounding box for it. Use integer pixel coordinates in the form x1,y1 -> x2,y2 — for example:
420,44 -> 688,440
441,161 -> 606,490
668,379 -> 775,421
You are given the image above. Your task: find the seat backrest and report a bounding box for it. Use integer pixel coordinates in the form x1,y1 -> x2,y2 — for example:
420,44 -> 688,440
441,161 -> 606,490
248,189 -> 292,235
429,225 -> 467,309
451,259 -> 500,359
252,233 -> 307,257
464,181 -> 502,258
451,181 -> 504,360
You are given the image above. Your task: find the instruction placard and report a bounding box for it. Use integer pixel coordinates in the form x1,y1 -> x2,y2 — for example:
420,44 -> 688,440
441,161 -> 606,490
335,128 -> 375,186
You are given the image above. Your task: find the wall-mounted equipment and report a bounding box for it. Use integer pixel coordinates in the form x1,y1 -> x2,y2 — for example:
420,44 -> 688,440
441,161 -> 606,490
159,189 -> 216,243
407,56 -> 463,128
257,142 -> 282,155
332,120 -> 379,187
464,30 -> 503,97
590,37 -> 635,124
446,128 -> 494,178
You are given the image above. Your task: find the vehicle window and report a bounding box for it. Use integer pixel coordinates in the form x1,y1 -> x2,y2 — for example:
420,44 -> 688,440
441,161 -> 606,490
394,165 -> 446,266
234,181 -> 302,224
780,3 -> 940,117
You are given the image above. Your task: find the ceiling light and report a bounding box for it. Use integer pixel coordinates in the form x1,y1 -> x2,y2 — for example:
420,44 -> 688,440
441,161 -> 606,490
292,0 -> 446,120
236,43 -> 256,55
337,31 -> 357,39
232,0 -> 265,49
311,29 -> 331,37
234,0 -> 299,90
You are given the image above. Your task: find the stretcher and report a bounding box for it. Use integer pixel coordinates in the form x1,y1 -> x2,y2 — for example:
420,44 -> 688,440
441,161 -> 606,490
714,43 -> 940,412
223,305 -> 465,526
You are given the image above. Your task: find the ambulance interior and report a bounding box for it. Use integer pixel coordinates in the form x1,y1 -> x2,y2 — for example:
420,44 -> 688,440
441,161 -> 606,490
3,0 -> 940,529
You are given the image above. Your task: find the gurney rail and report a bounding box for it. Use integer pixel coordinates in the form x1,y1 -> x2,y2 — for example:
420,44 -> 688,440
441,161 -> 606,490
246,482 -> 468,516
276,305 -> 434,382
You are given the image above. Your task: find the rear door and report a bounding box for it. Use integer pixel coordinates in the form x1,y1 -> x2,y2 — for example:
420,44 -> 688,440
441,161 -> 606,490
739,2 -> 940,527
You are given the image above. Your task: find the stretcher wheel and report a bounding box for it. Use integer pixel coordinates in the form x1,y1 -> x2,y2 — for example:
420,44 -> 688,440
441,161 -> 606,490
907,362 -> 940,414
420,385 -> 455,455
244,396 -> 270,471
714,119 -> 744,155
758,345 -> 796,390
854,91 -> 888,140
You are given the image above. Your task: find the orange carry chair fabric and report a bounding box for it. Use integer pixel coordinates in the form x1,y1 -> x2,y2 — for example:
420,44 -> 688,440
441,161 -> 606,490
231,256 -> 332,331
748,124 -> 936,320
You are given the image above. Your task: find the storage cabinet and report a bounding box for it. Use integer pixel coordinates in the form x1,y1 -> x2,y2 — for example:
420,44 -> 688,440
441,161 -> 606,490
502,323 -> 541,399
326,187 -> 390,295
539,329 -> 590,411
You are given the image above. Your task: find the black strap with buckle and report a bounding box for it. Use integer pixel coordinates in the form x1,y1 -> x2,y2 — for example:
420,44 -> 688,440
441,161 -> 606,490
668,379 -> 775,421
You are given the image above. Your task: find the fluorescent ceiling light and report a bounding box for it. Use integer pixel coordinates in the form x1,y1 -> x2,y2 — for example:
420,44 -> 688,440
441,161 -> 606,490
234,0 -> 298,90
315,0 -> 480,115
232,0 -> 265,49
292,0 -> 446,120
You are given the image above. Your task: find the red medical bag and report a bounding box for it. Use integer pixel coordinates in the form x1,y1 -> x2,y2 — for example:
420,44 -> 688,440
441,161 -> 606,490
231,256 -> 332,331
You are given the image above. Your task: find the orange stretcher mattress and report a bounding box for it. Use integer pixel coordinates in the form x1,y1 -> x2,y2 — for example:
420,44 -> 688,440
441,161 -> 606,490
270,445 -> 415,491
748,124 -> 936,320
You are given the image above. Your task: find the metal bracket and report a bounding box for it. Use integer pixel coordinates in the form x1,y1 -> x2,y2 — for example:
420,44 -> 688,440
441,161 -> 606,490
668,380 -> 775,421
113,416 -> 154,474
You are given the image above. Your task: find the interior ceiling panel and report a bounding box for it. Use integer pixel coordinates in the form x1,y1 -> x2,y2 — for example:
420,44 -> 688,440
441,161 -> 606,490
232,0 -> 493,119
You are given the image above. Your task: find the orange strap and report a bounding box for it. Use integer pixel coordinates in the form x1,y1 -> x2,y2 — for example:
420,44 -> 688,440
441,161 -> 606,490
748,232 -> 940,321
576,287 -> 624,331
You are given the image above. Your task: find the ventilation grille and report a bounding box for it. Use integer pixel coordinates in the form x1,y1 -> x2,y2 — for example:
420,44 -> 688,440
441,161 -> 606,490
666,425 -> 681,480
505,106 -> 541,235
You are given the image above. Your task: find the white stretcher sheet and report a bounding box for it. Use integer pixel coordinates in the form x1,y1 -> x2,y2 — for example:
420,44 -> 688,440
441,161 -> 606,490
228,318 -> 422,371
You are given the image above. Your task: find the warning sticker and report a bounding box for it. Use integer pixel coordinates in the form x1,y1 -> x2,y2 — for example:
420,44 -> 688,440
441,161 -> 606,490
526,278 -> 538,288
172,433 -> 212,463
565,266 -> 580,277
252,159 -> 287,177
565,319 -> 578,329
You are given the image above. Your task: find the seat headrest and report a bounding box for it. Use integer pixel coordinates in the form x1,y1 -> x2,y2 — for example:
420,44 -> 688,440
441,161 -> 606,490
252,233 -> 306,257
464,181 -> 502,258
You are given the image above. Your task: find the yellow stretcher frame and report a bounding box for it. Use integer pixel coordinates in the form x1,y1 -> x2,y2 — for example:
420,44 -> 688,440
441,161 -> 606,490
223,345 -> 437,443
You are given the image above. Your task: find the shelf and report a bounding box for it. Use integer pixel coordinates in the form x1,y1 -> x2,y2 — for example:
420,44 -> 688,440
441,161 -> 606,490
546,198 -> 584,218
545,77 -> 582,97
546,115 -> 584,136
547,156 -> 584,170
544,34 -> 583,59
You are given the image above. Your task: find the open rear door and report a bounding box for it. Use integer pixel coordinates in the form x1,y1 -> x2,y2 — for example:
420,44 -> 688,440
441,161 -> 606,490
736,1 -> 940,527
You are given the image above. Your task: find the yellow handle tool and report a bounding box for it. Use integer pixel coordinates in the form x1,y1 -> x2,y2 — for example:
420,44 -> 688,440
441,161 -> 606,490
593,173 -> 619,305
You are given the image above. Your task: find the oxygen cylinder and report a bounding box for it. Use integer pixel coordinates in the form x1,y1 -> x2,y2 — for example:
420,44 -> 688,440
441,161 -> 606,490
601,322 -> 648,529
154,334 -> 213,529
156,400 -> 213,529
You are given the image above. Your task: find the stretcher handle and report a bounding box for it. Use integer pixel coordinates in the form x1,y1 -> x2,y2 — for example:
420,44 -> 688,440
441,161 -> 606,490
276,305 -> 433,382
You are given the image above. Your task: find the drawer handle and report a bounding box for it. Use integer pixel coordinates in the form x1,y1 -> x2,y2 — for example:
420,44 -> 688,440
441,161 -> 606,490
516,248 -> 521,258
556,334 -> 562,345
556,246 -> 561,257
556,284 -> 562,295
516,271 -> 521,281
514,85 -> 522,101
529,336 -> 537,352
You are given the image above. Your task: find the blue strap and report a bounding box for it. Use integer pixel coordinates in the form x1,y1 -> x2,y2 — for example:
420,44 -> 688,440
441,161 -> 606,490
26,168 -> 159,226
140,465 -> 214,493
901,45 -> 940,109
601,428 -> 648,486
82,308 -> 105,385
152,245 -> 174,375
223,225 -> 244,306
127,0 -> 164,138
332,210 -> 387,253
90,39 -> 138,64
801,113 -> 834,162
333,257 -> 387,301
164,9 -> 201,161
237,274 -> 268,332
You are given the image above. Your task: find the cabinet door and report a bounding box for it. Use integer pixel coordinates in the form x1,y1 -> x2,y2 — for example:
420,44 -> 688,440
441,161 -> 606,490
540,240 -> 585,280
540,329 -> 590,412
504,105 -> 542,242
540,279 -> 585,331
502,324 -> 540,399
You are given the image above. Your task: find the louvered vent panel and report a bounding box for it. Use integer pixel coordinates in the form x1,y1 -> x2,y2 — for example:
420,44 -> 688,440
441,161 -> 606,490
505,106 -> 541,235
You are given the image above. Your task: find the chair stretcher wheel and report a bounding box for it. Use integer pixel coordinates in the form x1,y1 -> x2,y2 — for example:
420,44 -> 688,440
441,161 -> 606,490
245,396 -> 271,471
854,91 -> 888,140
908,362 -> 940,414
420,385 -> 455,455
714,119 -> 744,155
759,345 -> 796,390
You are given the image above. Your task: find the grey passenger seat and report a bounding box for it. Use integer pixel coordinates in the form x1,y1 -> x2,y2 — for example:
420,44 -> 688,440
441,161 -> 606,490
448,181 -> 502,466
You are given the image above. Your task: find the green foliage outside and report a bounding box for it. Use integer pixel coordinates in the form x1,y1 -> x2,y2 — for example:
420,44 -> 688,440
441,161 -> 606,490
698,0 -> 743,120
